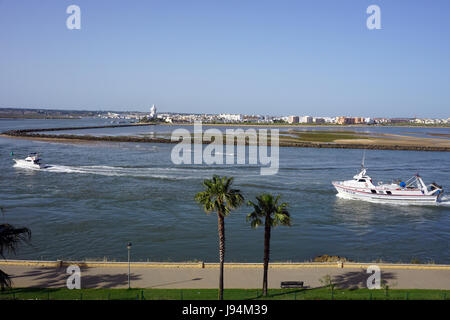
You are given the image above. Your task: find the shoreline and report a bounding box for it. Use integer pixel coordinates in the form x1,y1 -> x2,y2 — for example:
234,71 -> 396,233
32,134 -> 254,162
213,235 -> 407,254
2,132 -> 450,152
156,122 -> 450,129
3,122 -> 155,133
2,117 -> 450,128
2,259 -> 449,270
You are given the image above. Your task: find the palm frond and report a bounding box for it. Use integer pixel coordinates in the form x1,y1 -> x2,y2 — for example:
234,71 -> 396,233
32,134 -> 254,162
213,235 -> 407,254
0,224 -> 32,258
195,175 -> 244,217
246,193 -> 291,228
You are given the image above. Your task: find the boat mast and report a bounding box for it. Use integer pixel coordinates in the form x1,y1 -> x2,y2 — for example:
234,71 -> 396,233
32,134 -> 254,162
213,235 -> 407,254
360,150 -> 367,176
361,150 -> 366,170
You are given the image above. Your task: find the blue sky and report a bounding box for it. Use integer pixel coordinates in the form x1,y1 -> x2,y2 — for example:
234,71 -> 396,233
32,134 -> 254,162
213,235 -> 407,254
0,0 -> 449,117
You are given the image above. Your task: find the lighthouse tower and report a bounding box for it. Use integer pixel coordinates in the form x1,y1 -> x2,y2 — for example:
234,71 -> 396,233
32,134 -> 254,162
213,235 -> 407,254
150,104 -> 157,118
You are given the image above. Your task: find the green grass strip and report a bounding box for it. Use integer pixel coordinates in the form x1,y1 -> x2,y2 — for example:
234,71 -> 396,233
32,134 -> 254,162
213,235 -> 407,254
1,288 -> 449,300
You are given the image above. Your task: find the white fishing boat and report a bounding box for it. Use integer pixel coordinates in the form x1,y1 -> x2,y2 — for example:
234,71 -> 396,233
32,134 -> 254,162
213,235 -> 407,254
13,153 -> 46,169
332,156 -> 444,203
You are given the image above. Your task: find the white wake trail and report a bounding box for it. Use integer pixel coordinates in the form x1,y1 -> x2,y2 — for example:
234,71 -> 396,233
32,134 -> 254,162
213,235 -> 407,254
41,164 -> 208,180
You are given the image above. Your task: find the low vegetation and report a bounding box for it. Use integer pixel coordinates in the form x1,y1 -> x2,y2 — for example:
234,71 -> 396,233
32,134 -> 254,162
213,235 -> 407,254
313,255 -> 350,262
281,130 -> 372,143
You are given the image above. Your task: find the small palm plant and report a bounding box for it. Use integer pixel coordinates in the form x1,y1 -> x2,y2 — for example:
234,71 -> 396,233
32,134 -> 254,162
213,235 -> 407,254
247,194 -> 291,296
381,279 -> 392,298
0,223 -> 31,291
195,175 -> 244,300
319,274 -> 336,299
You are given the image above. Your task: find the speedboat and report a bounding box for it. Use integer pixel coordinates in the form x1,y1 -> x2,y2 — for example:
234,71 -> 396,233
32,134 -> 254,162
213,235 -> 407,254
13,153 -> 46,169
332,157 -> 444,203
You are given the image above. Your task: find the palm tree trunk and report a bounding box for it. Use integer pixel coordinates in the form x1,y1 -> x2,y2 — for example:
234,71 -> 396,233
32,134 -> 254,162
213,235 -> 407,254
218,212 -> 225,300
262,219 -> 271,296
0,269 -> 12,291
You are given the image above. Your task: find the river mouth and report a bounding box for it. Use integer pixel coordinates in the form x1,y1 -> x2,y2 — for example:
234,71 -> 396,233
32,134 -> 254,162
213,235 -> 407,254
1,119 -> 449,264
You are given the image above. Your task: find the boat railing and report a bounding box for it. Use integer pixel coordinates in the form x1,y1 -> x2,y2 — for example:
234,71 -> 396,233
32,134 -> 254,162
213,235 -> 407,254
405,175 -> 419,188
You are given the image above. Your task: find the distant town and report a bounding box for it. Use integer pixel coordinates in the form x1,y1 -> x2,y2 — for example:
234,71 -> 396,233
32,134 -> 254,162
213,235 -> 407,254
0,106 -> 449,126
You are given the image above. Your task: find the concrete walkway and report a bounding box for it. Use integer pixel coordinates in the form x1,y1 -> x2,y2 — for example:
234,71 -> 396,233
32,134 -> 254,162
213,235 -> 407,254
1,261 -> 450,290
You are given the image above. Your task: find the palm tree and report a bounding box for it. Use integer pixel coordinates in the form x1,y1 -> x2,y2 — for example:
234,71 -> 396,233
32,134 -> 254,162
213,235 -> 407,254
247,194 -> 291,296
0,223 -> 31,291
195,175 -> 244,300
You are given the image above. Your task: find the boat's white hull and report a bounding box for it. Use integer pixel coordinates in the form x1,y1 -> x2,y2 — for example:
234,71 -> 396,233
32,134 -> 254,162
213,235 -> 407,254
13,159 -> 45,169
333,182 -> 439,203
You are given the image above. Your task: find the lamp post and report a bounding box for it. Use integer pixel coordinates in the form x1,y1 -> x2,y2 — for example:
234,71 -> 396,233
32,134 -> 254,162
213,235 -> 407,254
127,242 -> 132,289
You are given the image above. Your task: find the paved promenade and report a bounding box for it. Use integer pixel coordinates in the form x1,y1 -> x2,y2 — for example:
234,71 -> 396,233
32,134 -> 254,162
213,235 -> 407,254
1,261 -> 449,290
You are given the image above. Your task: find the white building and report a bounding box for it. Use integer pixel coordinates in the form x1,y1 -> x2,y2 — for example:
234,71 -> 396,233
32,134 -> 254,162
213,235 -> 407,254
322,117 -> 336,123
150,104 -> 157,118
288,116 -> 299,124
365,117 -> 375,124
107,112 -> 120,119
299,116 -> 313,123
313,117 -> 325,124
219,114 -> 242,122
